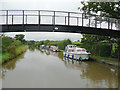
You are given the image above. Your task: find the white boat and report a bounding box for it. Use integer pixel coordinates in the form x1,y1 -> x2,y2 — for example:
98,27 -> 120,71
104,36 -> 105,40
50,46 -> 60,52
40,45 -> 46,49
63,45 -> 90,60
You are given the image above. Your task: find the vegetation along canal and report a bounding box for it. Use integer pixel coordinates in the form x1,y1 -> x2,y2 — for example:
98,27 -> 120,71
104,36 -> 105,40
1,47 -> 118,88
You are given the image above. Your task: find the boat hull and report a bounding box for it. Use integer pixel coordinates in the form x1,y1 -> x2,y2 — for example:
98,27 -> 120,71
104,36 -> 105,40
63,52 -> 90,60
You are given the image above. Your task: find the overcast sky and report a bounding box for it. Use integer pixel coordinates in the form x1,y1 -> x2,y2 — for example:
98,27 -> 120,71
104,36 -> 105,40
0,0 -> 86,41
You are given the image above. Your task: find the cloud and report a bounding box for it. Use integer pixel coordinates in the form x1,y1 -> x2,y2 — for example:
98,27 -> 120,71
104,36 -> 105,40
4,32 -> 83,41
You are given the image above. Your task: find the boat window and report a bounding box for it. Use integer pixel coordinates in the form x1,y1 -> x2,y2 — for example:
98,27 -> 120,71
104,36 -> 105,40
68,49 -> 71,52
82,49 -> 86,52
72,50 -> 74,52
77,50 -> 81,52
69,46 -> 72,48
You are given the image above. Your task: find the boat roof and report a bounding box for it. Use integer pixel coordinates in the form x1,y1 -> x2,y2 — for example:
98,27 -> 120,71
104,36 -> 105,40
76,48 -> 86,50
67,45 -> 77,46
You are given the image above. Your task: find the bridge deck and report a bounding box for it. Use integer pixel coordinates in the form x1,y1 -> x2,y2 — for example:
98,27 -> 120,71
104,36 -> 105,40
0,10 -> 120,37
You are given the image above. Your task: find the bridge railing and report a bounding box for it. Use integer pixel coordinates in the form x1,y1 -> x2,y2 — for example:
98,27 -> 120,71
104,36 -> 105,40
0,10 -> 119,30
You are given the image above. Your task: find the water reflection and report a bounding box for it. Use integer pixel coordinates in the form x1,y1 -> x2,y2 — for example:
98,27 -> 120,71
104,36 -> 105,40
29,46 -> 36,51
1,48 -> 118,88
41,49 -> 118,88
1,52 -> 26,79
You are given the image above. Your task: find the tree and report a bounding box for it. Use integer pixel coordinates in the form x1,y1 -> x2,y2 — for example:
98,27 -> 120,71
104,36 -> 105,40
79,1 -> 120,29
14,34 -> 25,42
79,1 -> 120,19
79,1 -> 120,60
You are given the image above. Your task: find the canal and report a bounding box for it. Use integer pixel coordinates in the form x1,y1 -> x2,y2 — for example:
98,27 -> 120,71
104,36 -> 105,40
0,48 -> 118,88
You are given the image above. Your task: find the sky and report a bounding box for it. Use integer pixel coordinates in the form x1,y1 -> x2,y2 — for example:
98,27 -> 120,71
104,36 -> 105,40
0,0 -> 86,41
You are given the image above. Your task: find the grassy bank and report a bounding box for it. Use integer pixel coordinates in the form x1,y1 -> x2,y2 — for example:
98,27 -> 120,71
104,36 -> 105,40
0,45 -> 28,64
91,55 -> 119,67
93,56 -> 118,62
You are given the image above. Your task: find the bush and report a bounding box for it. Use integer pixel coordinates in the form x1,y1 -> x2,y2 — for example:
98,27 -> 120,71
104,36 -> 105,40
7,45 -> 16,54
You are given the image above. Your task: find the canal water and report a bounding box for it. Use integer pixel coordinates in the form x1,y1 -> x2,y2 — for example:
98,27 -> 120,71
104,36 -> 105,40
0,48 -> 118,88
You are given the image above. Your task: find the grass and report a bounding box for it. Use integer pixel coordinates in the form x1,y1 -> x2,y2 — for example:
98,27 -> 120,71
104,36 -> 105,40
93,56 -> 118,62
0,53 -> 11,61
15,45 -> 28,56
72,42 -> 82,45
1,45 -> 28,64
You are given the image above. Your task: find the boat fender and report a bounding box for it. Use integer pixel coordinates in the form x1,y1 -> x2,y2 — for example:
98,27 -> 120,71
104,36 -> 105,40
72,54 -> 74,59
88,56 -> 90,59
67,54 -> 69,58
75,58 -> 77,61
64,53 -> 66,57
79,57 -> 82,61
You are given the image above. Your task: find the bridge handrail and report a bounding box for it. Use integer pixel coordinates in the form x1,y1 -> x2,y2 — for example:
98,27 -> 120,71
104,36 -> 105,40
0,10 -> 119,30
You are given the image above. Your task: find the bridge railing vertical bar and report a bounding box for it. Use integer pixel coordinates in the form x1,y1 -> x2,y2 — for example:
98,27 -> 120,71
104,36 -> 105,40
6,10 -> 8,25
95,16 -> 97,28
54,11 -> 55,25
65,16 -> 66,25
38,10 -> 41,30
12,15 -> 13,25
68,12 -> 70,26
6,10 -> 8,31
108,18 -> 110,29
100,20 -> 101,28
82,13 -> 83,26
89,15 -> 90,27
77,17 -> 79,26
26,15 -> 27,24
23,10 -> 24,29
